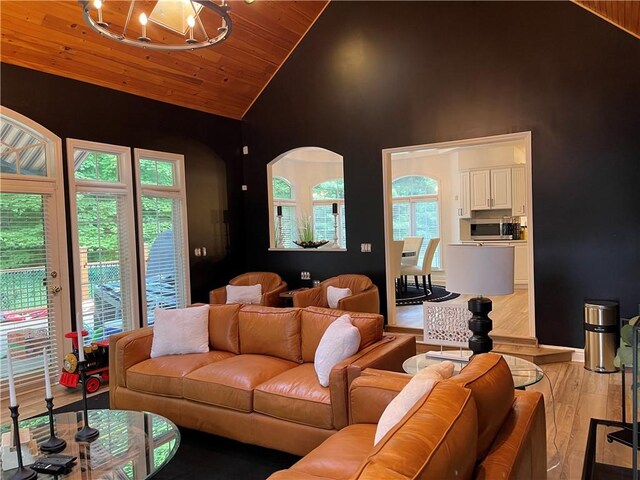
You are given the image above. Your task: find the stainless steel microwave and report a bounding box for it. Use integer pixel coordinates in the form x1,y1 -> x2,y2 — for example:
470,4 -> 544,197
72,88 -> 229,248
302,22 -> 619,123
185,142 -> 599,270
470,219 -> 511,240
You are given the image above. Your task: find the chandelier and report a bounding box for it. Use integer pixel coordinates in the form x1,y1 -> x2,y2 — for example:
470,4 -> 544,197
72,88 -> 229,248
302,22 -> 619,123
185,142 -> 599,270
79,0 -> 232,51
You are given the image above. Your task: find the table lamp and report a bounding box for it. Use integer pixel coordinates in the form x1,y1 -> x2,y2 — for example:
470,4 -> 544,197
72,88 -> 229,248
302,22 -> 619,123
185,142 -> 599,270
446,244 -> 514,355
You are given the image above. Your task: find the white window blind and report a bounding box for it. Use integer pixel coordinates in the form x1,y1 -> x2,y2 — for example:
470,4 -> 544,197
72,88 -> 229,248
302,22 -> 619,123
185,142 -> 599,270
134,150 -> 190,326
0,193 -> 61,393
67,140 -> 138,344
273,205 -> 296,248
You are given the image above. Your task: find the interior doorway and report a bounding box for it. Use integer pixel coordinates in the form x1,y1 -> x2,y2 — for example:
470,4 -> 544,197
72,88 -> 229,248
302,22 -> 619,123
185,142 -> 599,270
382,132 -> 535,341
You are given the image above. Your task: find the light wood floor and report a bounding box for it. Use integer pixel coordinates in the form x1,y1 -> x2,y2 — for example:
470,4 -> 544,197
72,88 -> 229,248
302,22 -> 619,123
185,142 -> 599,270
2,362 -> 634,478
395,288 -> 531,338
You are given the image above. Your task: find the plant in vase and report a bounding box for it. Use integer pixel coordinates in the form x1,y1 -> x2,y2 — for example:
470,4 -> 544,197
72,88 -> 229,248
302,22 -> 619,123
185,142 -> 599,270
294,216 -> 328,249
614,315 -> 640,368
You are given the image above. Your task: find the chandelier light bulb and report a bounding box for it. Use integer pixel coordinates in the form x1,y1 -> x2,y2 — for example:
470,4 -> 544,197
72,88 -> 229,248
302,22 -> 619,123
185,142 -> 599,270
93,0 -> 102,9
187,15 -> 195,28
139,12 -> 148,26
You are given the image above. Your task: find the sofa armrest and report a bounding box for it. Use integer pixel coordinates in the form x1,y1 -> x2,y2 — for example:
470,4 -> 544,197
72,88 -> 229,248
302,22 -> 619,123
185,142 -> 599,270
292,286 -> 324,308
474,390 -> 546,480
349,373 -> 411,424
109,327 -> 153,406
347,334 -> 415,383
262,283 -> 288,307
338,286 -> 379,314
209,286 -> 227,304
327,334 -> 415,430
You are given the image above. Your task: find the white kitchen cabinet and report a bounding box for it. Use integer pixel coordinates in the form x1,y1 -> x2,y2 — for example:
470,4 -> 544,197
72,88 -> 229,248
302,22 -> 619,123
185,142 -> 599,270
511,166 -> 527,215
490,168 -> 512,209
469,168 -> 511,210
513,243 -> 528,286
458,171 -> 471,218
470,170 -> 491,210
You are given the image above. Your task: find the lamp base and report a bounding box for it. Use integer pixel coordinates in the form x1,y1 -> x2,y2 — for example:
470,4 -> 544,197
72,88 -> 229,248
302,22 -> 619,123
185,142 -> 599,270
40,435 -> 66,453
74,425 -> 99,442
9,466 -> 37,480
468,297 -> 493,356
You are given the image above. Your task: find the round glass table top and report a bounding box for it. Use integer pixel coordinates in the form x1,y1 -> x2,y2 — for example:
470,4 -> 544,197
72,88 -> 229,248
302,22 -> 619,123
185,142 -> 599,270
1,409 -> 180,479
402,352 -> 544,389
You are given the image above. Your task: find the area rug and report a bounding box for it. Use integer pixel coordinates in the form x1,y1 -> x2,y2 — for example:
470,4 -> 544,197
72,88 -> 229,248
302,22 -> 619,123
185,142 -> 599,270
48,392 -> 300,479
396,284 -> 459,306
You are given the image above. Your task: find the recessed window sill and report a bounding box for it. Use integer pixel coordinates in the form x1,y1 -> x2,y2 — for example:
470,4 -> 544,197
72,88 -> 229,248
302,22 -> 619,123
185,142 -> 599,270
268,248 -> 348,252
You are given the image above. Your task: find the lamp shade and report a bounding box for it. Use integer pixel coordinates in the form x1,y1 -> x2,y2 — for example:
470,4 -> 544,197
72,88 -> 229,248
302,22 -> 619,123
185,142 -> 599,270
446,244 -> 514,296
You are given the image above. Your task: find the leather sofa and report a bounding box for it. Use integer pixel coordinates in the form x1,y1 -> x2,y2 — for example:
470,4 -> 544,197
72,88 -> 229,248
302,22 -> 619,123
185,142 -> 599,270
293,274 -> 380,314
109,304 -> 415,455
209,272 -> 287,306
270,354 -> 547,480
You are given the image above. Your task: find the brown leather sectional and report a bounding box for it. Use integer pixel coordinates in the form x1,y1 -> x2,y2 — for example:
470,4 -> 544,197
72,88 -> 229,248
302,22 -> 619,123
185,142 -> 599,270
270,354 -> 547,480
109,304 -> 415,455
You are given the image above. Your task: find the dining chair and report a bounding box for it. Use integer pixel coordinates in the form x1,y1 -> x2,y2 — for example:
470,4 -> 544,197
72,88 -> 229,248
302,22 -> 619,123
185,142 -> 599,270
390,240 -> 405,296
400,238 -> 440,295
401,236 -> 424,289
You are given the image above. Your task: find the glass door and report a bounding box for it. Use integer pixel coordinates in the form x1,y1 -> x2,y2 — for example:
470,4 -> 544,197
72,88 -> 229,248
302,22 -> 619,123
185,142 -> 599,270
0,108 -> 70,396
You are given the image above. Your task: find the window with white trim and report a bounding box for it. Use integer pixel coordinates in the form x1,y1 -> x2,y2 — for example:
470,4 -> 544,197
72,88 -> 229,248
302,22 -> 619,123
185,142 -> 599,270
67,139 -> 139,343
312,179 -> 346,247
392,175 -> 441,268
272,176 -> 296,248
134,149 -> 190,326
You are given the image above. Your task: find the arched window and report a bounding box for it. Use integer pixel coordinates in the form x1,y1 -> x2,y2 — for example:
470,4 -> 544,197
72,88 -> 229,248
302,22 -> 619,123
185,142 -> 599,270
272,176 -> 296,248
392,175 -> 441,268
312,179 -> 346,246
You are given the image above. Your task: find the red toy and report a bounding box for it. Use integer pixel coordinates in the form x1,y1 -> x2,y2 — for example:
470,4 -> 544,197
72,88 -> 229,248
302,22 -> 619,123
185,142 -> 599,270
59,330 -> 110,394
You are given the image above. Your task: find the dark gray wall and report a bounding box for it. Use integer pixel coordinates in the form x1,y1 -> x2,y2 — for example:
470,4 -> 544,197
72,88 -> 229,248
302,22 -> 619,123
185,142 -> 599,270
1,64 -> 245,316
242,1 -> 640,347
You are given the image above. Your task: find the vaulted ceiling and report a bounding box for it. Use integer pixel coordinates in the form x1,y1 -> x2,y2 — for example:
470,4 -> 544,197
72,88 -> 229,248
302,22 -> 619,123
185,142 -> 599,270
0,1 -> 329,120
0,1 -> 637,120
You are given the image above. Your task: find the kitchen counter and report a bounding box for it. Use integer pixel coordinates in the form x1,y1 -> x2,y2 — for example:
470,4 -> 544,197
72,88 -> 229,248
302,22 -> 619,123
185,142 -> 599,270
461,240 -> 528,244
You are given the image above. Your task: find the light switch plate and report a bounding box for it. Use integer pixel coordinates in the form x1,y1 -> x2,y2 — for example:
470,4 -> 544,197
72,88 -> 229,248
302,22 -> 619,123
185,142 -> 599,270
241,184 -> 248,191
361,243 -> 372,253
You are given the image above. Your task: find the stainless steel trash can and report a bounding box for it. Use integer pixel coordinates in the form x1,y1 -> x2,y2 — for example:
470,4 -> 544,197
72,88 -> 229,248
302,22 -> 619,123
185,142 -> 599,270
584,300 -> 619,373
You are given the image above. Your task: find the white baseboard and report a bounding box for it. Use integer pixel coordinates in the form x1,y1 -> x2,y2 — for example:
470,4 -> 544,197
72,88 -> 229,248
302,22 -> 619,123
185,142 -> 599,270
539,344 -> 584,363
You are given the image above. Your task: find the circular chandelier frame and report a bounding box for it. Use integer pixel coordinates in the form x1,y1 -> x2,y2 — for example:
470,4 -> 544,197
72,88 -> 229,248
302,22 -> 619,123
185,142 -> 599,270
79,0 -> 232,51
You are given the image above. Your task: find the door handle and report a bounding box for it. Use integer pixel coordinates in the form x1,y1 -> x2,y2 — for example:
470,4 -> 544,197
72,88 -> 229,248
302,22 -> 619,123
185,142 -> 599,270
487,199 -> 490,207
50,285 -> 62,295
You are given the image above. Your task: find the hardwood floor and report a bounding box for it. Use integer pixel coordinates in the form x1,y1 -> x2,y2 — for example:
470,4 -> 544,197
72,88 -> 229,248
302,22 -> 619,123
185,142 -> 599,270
396,288 -> 531,338
2,362 -> 634,478
530,362 -> 633,479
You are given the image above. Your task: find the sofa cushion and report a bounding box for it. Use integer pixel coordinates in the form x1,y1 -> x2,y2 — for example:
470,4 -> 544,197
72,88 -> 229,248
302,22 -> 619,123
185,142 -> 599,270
314,314 -> 361,387
374,361 -> 454,445
183,354 -> 297,412
301,307 -> 383,362
127,350 -> 234,398
326,286 -> 352,309
353,382 -> 478,480
226,284 -> 262,304
254,363 -> 333,429
279,424 -> 376,479
447,353 -> 515,460
209,304 -> 241,354
150,305 -> 210,358
239,306 -> 302,363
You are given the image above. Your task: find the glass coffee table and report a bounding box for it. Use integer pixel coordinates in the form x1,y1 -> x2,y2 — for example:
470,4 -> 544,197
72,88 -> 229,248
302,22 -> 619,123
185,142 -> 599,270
402,352 -> 544,389
1,409 -> 180,479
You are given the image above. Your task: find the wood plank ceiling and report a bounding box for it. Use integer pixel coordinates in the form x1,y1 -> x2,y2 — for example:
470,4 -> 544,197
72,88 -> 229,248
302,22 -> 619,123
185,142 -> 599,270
1,2 -> 637,120
0,1 -> 329,120
574,1 -> 640,40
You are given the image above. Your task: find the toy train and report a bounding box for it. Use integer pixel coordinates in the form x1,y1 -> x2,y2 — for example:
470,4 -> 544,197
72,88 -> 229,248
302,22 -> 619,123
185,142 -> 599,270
59,330 -> 110,394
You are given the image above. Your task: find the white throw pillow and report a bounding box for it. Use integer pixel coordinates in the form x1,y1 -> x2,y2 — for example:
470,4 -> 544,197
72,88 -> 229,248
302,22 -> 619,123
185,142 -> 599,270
374,361 -> 455,445
314,314 -> 361,387
326,286 -> 352,309
226,284 -> 262,304
150,305 -> 210,358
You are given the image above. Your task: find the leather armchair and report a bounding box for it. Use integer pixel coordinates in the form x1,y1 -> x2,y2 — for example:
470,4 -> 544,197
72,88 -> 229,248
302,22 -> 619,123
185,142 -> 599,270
209,272 -> 287,306
292,274 -> 379,314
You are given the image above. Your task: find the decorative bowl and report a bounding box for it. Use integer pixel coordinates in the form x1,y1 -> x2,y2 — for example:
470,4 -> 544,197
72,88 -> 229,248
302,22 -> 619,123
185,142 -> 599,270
293,240 -> 329,249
